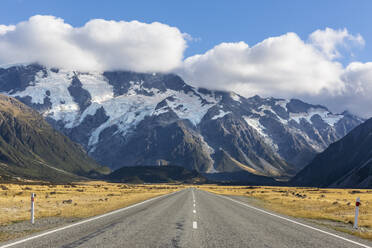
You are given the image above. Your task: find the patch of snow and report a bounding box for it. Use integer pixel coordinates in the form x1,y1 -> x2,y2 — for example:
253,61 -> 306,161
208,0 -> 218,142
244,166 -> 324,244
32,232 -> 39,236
258,105 -> 273,113
243,116 -> 279,151
250,105 -> 277,117
275,99 -> 289,111
198,135 -> 218,173
289,127 -> 324,152
78,73 -> 114,104
230,93 -> 241,103
251,109 -> 265,117
207,165 -> 219,173
11,69 -> 79,128
251,104 -> 289,125
153,107 -> 169,116
211,109 -> 231,120
166,91 -> 216,125
201,90 -> 219,104
322,113 -> 343,126
244,117 -> 266,136
289,108 -> 342,126
201,136 -> 215,156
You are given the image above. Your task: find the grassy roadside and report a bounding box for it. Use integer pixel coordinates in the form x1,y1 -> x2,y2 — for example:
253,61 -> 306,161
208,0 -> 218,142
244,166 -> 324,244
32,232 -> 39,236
199,185 -> 372,240
0,181 -> 184,242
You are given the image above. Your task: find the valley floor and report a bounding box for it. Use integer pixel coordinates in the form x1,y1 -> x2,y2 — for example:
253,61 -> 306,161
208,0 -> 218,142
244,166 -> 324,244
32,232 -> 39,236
1,188 -> 371,248
1,182 -> 372,243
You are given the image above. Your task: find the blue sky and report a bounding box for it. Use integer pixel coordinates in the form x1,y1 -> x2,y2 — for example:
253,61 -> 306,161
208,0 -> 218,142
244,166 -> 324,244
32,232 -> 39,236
1,0 -> 372,117
1,0 -> 371,61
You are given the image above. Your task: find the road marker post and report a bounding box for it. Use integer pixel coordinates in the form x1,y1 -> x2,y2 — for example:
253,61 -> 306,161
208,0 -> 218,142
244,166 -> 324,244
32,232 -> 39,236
31,193 -> 36,224
354,197 -> 360,229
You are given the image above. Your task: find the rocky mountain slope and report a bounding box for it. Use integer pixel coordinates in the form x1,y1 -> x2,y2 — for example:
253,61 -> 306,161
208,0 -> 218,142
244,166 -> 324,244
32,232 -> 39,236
291,118 -> 372,188
0,94 -> 108,182
0,64 -> 363,180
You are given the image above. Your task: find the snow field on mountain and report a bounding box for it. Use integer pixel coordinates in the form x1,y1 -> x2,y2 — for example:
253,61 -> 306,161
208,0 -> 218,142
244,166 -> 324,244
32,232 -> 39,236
12,69 -> 79,128
211,109 -> 231,120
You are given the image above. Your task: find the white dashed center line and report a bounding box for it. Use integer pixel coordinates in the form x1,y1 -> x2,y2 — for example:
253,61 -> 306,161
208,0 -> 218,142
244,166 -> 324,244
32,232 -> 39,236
192,189 -> 198,230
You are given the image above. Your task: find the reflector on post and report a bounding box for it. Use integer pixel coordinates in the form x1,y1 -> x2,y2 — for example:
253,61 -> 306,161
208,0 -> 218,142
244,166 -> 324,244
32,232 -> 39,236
353,197 -> 360,229
31,193 -> 35,224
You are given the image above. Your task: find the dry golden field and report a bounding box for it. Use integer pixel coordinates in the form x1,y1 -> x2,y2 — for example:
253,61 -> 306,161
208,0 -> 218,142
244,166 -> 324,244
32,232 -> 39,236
0,181 -> 184,224
199,185 -> 372,240
0,181 -> 184,241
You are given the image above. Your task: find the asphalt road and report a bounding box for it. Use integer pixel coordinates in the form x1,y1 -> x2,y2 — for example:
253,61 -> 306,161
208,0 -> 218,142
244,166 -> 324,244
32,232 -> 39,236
1,188 -> 372,248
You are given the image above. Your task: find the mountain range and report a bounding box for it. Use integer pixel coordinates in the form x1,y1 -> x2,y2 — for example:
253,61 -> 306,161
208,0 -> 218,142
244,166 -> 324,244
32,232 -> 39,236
0,63 -> 364,182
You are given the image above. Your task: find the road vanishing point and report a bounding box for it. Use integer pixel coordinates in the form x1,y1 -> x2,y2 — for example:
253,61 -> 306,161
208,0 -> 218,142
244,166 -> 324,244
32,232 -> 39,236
1,188 -> 372,248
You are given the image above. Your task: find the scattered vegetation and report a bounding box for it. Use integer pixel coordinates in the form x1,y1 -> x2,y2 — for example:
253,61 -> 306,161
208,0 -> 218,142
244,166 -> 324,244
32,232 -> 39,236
0,181 -> 183,226
2,182 -> 372,242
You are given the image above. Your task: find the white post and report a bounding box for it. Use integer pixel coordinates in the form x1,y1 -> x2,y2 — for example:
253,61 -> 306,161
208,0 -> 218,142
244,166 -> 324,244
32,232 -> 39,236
31,193 -> 35,224
354,197 -> 360,229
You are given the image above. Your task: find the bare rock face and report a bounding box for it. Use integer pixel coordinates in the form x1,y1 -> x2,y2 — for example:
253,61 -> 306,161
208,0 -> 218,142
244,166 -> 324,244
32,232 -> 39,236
0,64 -> 363,181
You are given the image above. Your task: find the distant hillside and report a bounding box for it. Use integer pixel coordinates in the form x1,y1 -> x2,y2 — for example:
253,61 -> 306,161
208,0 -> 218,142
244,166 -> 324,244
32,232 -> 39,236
203,171 -> 281,186
291,118 -> 372,188
107,166 -> 207,184
0,94 -> 109,182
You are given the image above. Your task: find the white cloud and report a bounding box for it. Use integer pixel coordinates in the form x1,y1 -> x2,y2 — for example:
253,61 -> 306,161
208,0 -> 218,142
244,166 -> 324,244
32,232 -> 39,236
340,62 -> 372,116
177,28 -> 372,117
0,16 -> 372,117
0,15 -> 187,72
309,28 -> 364,60
178,32 -> 345,97
0,25 -> 15,35
298,62 -> 372,118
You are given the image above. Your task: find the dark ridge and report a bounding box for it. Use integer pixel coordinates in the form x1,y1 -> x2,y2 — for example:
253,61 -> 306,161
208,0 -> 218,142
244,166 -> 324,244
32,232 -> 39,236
103,71 -> 192,96
107,165 -> 207,184
291,118 -> 372,188
286,99 -> 328,113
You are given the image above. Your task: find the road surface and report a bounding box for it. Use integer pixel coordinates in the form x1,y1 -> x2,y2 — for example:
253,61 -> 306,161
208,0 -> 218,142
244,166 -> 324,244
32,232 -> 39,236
1,188 -> 371,248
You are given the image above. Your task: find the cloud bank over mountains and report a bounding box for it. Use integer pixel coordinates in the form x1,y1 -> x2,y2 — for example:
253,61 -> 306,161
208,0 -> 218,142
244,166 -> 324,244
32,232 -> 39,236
178,29 -> 368,117
0,15 -> 186,72
0,15 -> 371,117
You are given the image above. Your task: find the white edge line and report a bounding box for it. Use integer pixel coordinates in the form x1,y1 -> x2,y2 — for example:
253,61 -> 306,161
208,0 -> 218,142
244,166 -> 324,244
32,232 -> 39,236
0,189 -> 183,248
207,191 -> 371,248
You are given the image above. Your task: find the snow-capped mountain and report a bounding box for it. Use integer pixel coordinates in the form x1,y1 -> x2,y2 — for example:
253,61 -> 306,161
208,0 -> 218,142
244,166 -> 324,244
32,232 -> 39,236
0,64 -> 364,179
